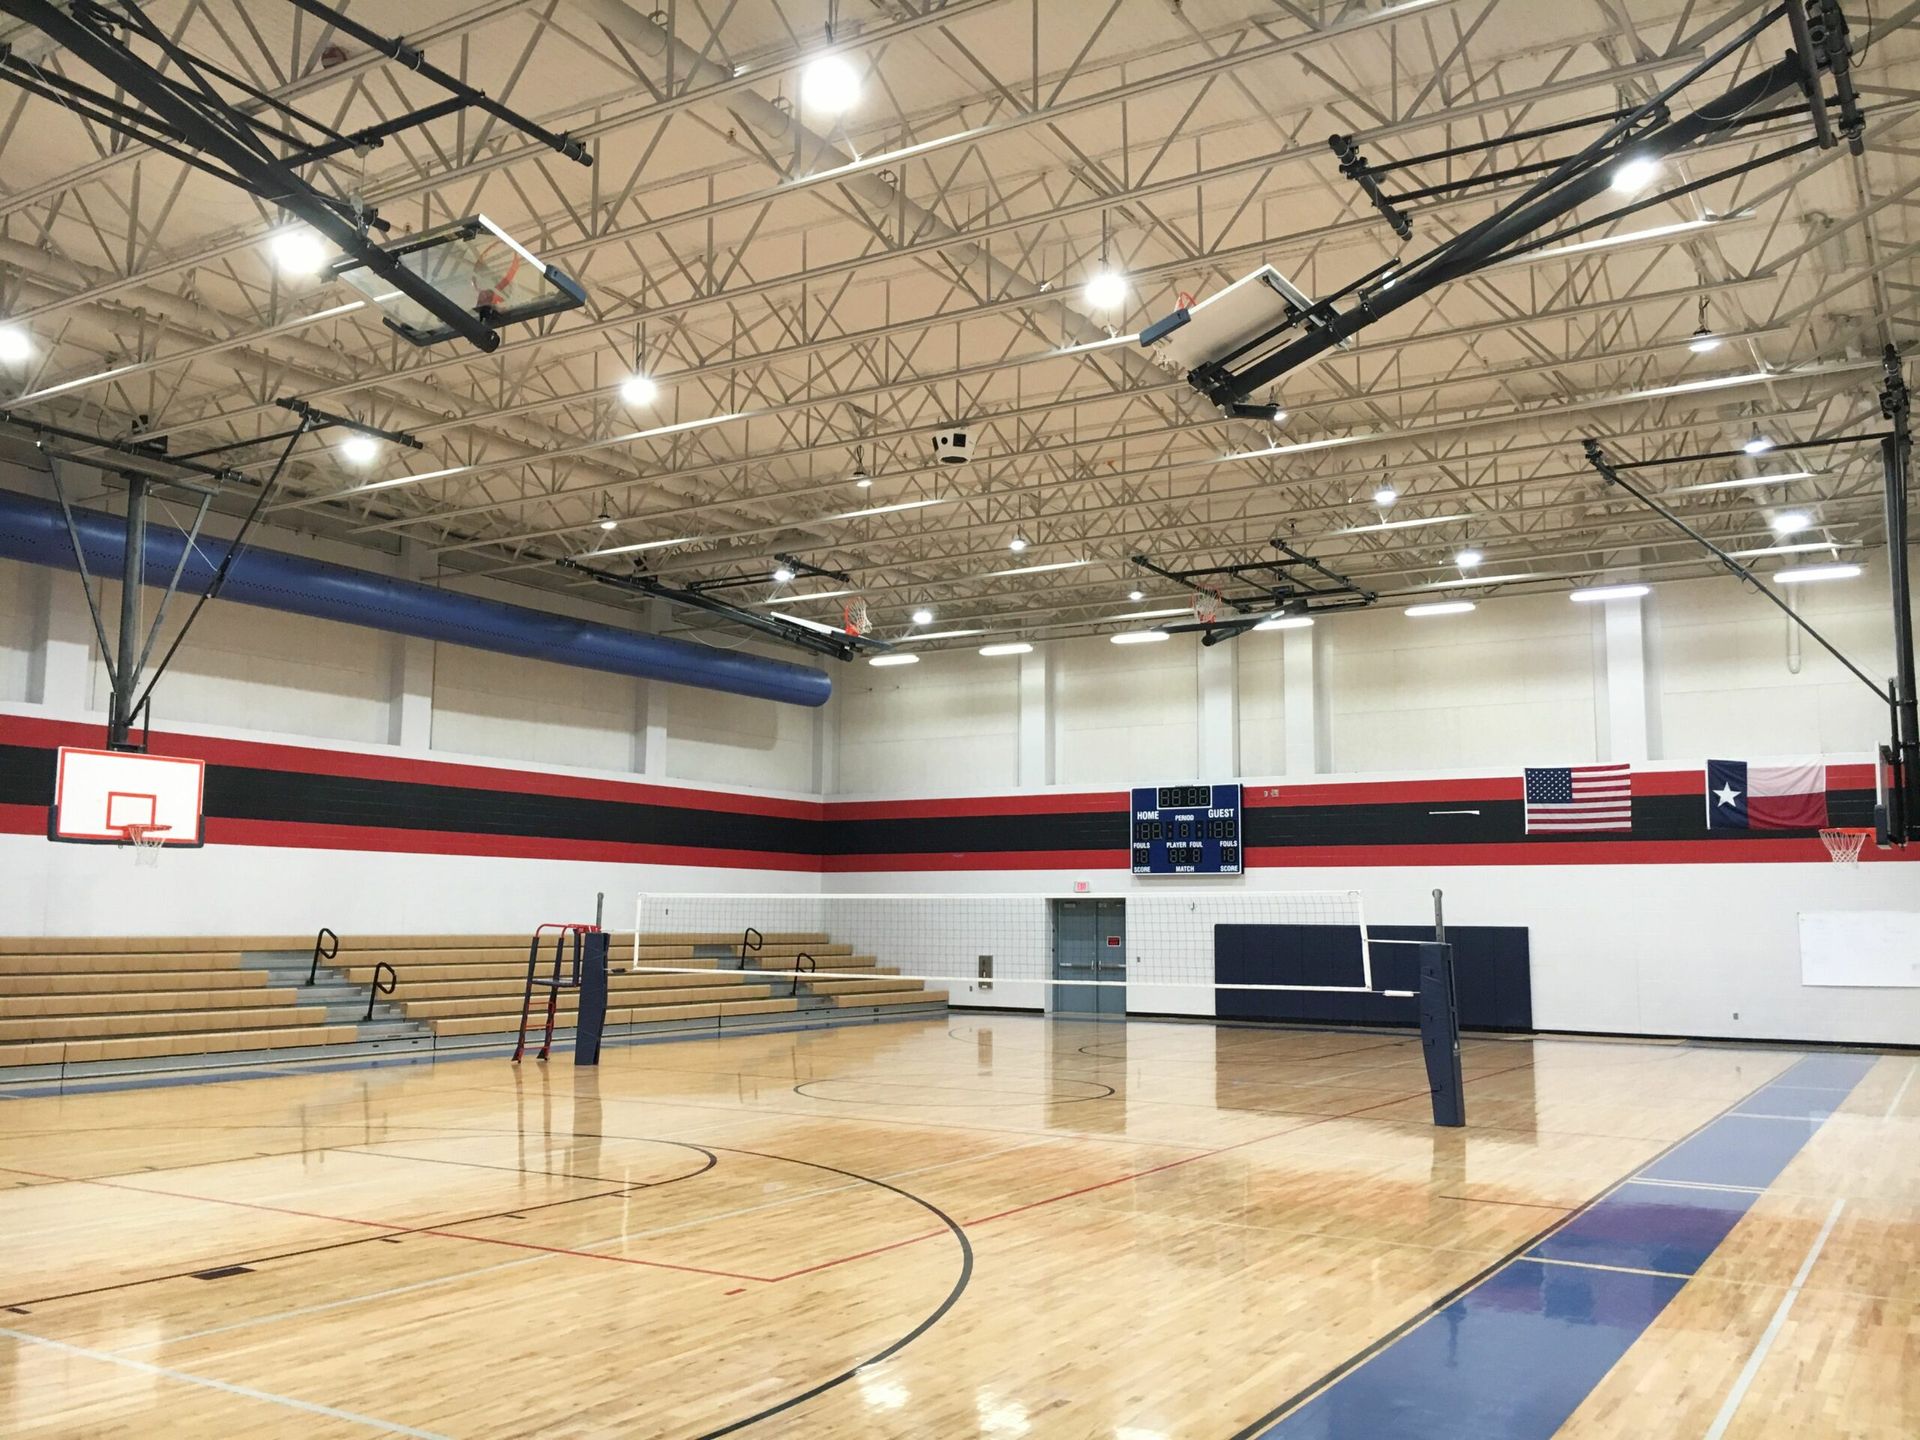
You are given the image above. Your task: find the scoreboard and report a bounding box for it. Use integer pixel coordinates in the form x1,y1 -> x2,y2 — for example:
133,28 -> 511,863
1130,782 -> 1243,875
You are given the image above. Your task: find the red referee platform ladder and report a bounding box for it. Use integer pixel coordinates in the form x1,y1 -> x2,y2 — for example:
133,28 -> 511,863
512,923 -> 610,1065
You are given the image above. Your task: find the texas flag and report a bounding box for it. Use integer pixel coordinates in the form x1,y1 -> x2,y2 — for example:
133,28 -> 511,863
1706,759 -> 1828,830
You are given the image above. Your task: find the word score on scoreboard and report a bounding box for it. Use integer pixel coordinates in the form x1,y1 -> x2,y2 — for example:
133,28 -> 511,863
1129,782 -> 1243,875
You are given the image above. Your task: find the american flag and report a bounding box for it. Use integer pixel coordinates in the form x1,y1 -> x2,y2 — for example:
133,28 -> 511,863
1523,763 -> 1633,833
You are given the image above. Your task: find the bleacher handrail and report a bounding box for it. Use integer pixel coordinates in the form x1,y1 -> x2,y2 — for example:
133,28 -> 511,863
307,926 -> 339,986
364,961 -> 397,1022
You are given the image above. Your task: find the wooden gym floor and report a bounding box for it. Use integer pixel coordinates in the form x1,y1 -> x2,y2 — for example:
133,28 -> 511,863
1,1016 -> 1914,1438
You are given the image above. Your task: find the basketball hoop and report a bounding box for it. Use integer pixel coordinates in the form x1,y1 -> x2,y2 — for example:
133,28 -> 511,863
1191,588 -> 1221,626
1819,827 -> 1872,865
118,822 -> 171,867
842,597 -> 870,636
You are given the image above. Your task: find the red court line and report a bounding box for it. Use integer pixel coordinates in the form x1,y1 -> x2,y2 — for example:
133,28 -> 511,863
0,1163 -> 768,1284
765,1076 -> 1474,1282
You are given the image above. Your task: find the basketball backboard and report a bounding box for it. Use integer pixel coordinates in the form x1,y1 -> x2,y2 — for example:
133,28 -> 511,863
331,214 -> 587,348
51,746 -> 206,848
1142,264 -> 1353,378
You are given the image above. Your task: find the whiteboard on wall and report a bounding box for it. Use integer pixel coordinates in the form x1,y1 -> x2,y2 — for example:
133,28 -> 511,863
1799,911 -> 1920,987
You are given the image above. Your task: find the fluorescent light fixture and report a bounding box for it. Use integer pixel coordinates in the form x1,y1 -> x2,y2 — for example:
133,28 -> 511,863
1107,607 -> 1192,622
1668,470 -> 1814,493
755,587 -> 852,607
1728,541 -> 1841,558
1569,584 -> 1650,603
1416,571 -> 1544,588
1743,432 -> 1774,455
1453,548 -> 1483,568
619,373 -> 659,406
910,608 -> 934,625
1770,511 -> 1812,535
1372,484 -> 1398,506
1252,615 -> 1314,631
902,628 -> 985,642
1110,629 -> 1170,644
1007,536 -> 1028,552
348,463 -> 475,495
1083,270 -> 1128,310
1405,601 -> 1475,617
987,559 -> 1089,578
338,434 -> 381,465
1610,156 -> 1661,194
868,652 -> 919,667
1775,564 -> 1862,583
270,229 -> 326,275
771,565 -> 796,583
0,324 -> 32,364
591,534 -> 700,557
1521,217 -> 1725,263
828,497 -> 949,521
800,53 -> 861,113
979,642 -> 1034,657
1345,512 -> 1473,534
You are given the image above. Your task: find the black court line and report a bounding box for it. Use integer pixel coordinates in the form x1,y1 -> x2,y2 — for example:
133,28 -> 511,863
681,1142 -> 974,1440
1,1141 -> 718,1311
793,1075 -> 1116,1108
1224,1054 -> 1808,1439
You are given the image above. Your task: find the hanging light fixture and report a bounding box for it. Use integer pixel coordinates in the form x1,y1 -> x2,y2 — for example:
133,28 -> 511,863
1688,297 -> 1722,353
1083,209 -> 1127,310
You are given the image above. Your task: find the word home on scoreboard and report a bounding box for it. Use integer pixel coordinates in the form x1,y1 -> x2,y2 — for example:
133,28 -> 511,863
1130,783 -> 1244,875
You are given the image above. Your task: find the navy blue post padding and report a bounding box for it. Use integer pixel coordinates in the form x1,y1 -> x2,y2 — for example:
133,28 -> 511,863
574,930 -> 610,1067
1213,923 -> 1532,1031
1418,941 -> 1465,1127
0,489 -> 831,707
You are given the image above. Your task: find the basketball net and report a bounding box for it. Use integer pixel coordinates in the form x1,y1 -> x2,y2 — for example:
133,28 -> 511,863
1192,588 -> 1221,625
842,597 -> 870,636
1819,828 -> 1871,865
119,823 -> 170,868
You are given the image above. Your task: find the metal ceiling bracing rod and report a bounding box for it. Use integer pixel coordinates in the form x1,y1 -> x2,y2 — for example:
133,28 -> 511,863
0,0 -> 591,354
556,558 -> 889,664
1580,435 -> 1891,703
684,554 -> 851,596
1876,347 -> 1917,845
1178,0 -> 1866,412
168,398 -> 426,462
1130,542 -> 1376,645
1,395 -> 414,749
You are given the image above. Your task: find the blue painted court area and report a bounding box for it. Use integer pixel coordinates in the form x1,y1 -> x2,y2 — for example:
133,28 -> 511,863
1253,1052 -> 1875,1439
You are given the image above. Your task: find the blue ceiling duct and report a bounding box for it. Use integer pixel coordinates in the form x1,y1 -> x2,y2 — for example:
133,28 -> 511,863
0,488 -> 832,707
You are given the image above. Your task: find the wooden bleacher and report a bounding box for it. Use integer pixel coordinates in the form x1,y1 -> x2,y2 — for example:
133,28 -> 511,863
0,927 -> 948,1078
0,935 -> 360,1072
332,931 -> 947,1043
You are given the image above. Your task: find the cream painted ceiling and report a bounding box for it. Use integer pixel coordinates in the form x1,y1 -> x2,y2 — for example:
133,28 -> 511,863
1,0 -> 1915,649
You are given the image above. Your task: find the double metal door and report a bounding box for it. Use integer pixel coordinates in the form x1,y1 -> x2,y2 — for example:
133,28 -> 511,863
1051,899 -> 1126,1017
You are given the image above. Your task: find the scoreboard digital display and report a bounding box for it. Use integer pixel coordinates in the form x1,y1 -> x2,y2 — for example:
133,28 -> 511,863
1130,782 -> 1243,875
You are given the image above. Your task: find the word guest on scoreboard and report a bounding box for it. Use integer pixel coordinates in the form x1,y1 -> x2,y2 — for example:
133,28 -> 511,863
1130,782 -> 1243,875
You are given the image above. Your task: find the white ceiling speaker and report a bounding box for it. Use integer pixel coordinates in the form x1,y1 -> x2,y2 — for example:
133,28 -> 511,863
931,426 -> 975,465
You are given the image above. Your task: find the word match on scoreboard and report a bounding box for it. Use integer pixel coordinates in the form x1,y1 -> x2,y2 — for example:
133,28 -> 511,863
1130,782 -> 1244,875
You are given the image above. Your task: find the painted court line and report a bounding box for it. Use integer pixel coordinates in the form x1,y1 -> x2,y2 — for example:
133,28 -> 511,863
1244,1052 -> 1873,1439
0,1326 -> 448,1438
1702,1197 -> 1847,1440
1886,1061 -> 1917,1119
